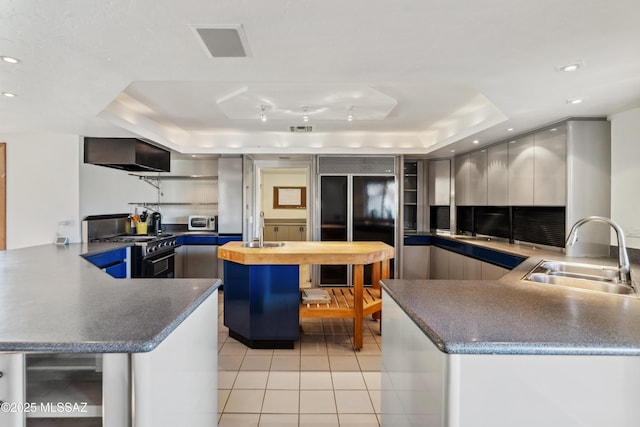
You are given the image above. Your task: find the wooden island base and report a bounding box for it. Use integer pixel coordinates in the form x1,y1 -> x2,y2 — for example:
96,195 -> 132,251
218,241 -> 394,350
299,261 -> 389,349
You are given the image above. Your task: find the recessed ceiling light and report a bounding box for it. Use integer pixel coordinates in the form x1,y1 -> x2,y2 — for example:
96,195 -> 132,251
1,56 -> 19,64
509,140 -> 516,144
473,140 -> 479,144
567,98 -> 583,104
559,63 -> 581,72
506,128 -> 514,132
2,92 -> 16,97
450,149 -> 455,153
302,106 -> 309,122
550,128 -> 557,132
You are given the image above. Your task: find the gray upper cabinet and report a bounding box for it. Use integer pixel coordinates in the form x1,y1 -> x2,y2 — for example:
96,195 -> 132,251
428,159 -> 451,206
455,151 -> 487,206
533,126 -> 566,205
454,154 -> 470,206
507,135 -> 535,205
487,142 -> 509,205
469,150 -> 487,205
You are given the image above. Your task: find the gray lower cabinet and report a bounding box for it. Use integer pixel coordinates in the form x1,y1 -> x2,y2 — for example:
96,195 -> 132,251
430,246 -> 508,280
402,245 -> 431,279
430,246 -> 450,279
175,245 -> 218,278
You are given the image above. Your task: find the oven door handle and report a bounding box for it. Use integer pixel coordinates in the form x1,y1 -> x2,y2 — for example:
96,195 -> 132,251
147,252 -> 175,264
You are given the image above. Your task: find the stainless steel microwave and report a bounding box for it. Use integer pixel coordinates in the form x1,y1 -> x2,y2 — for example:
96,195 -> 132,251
188,215 -> 217,231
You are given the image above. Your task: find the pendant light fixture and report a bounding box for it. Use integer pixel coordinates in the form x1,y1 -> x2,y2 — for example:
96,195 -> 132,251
302,106 -> 309,122
260,105 -> 268,122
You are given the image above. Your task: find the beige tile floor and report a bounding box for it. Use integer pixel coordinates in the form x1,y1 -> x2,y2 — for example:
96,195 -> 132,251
217,292 -> 382,427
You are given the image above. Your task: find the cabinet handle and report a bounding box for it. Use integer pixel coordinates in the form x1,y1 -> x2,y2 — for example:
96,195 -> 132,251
300,227 -> 304,232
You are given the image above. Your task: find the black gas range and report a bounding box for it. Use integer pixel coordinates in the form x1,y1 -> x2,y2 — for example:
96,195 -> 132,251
90,234 -> 180,278
91,234 -> 178,256
83,214 -> 180,278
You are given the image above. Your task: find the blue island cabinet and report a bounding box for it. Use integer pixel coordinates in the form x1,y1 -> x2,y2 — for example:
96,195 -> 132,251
223,261 -> 300,348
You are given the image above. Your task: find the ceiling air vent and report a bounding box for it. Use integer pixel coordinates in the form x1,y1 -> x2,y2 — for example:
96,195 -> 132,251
191,25 -> 250,58
290,126 -> 313,133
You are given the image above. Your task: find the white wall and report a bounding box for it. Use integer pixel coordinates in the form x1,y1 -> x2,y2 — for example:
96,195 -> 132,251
4,133 -> 81,249
80,153 -> 218,225
610,106 -> 640,249
80,160 -> 155,219
260,169 -> 307,220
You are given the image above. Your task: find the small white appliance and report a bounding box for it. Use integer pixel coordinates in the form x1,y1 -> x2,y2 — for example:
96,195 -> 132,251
188,215 -> 217,231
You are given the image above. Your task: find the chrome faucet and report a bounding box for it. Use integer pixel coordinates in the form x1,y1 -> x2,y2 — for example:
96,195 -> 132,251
566,216 -> 632,285
258,211 -> 265,248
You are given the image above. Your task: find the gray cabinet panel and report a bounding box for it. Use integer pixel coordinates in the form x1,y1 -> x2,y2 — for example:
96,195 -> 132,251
448,251 -> 465,280
184,245 -> 218,278
508,136 -> 535,205
402,245 -> 430,279
455,154 -> 470,206
469,150 -> 488,205
429,159 -> 451,206
534,126 -> 566,205
463,256 -> 483,280
218,157 -> 243,234
430,246 -> 449,279
487,143 -> 509,205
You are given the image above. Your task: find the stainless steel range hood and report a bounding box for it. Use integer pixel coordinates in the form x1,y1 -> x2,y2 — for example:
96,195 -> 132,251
84,137 -> 171,172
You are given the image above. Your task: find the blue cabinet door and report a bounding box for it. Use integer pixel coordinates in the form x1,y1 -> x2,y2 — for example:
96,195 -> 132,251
105,262 -> 127,279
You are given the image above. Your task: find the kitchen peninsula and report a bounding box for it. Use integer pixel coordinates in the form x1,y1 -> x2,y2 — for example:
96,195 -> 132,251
0,243 -> 220,427
381,236 -> 640,427
218,241 -> 394,350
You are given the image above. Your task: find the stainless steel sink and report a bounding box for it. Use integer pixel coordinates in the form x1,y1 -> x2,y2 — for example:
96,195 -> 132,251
526,272 -> 635,295
524,260 -> 636,296
241,241 -> 285,248
536,261 -> 619,281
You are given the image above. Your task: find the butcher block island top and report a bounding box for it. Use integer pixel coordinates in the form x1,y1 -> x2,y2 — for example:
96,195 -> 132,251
218,240 -> 395,265
218,241 -> 395,350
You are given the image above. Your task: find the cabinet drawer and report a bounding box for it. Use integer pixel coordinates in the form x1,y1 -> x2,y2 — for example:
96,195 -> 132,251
84,248 -> 127,269
182,234 -> 218,245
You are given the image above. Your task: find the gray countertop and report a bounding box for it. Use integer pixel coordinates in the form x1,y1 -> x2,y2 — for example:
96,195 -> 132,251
383,236 -> 640,356
0,243 -> 220,353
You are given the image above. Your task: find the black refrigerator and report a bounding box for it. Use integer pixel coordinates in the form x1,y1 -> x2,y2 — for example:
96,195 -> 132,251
320,175 -> 396,286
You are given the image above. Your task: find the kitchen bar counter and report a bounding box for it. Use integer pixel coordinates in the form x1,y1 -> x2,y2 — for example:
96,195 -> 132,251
0,242 -> 220,427
381,278 -> 640,356
0,243 -> 220,352
383,235 -> 640,426
390,233 -> 640,355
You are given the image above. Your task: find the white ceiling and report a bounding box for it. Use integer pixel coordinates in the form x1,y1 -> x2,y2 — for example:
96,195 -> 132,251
1,0 -> 639,157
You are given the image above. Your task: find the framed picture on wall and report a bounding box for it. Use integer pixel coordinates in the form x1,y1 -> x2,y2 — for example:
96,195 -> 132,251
273,186 -> 306,209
